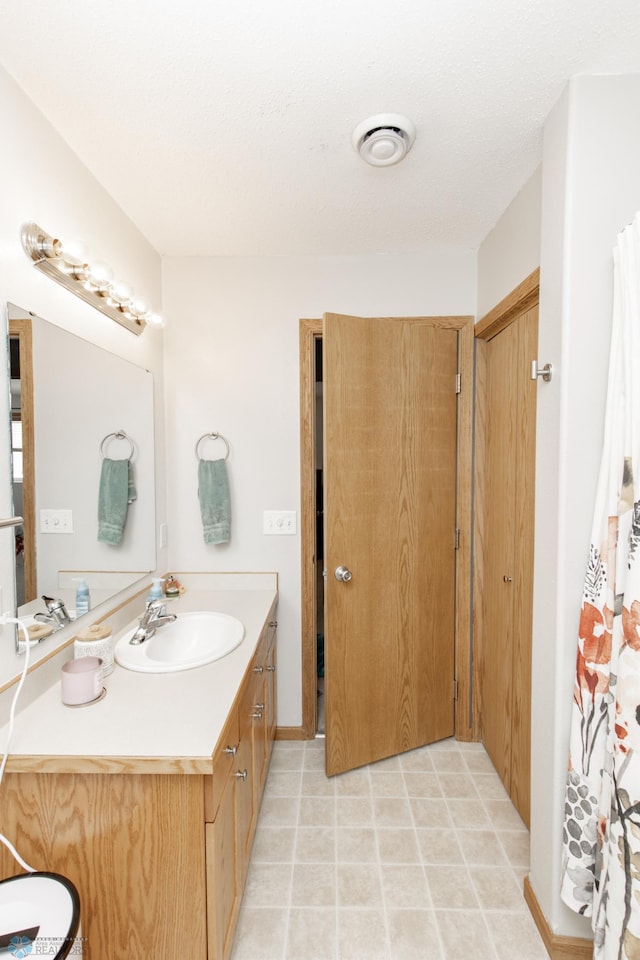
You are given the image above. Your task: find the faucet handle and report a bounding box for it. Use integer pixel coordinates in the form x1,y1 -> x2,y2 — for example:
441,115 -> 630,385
145,599 -> 167,618
42,595 -> 72,625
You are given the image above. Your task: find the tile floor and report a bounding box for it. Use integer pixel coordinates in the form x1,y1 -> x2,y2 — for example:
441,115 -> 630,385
231,737 -> 549,960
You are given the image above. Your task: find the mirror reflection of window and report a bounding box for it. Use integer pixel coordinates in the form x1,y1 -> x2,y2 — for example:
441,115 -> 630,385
11,420 -> 23,481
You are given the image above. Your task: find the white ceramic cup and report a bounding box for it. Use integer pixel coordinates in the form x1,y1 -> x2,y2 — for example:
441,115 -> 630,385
61,656 -> 103,706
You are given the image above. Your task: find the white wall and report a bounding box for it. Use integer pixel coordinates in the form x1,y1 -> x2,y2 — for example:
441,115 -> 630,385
531,74 -> 640,938
162,252 -> 477,727
476,75 -> 640,940
0,66 -> 167,685
476,166 -> 542,318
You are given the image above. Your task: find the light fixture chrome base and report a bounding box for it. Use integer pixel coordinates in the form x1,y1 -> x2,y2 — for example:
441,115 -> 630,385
21,222 -> 147,336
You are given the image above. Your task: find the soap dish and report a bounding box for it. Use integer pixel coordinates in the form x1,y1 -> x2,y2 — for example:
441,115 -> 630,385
63,687 -> 107,708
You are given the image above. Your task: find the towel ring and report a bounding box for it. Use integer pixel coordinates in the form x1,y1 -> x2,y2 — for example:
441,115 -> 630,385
100,430 -> 135,460
195,432 -> 230,461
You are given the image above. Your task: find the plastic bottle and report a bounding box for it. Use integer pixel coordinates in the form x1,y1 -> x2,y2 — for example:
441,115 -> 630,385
148,578 -> 164,602
73,578 -> 91,616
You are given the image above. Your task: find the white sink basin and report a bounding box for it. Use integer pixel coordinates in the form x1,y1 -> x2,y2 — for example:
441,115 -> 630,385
114,611 -> 245,673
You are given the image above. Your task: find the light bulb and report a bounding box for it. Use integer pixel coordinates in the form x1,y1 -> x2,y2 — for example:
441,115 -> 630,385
145,313 -> 164,328
109,280 -> 134,306
130,297 -> 150,318
88,260 -> 114,291
59,237 -> 89,266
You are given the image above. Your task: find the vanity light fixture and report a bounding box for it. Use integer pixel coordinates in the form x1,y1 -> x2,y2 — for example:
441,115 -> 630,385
20,222 -> 164,335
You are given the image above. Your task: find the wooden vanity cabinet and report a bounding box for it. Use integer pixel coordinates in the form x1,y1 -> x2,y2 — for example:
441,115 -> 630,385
248,616 -> 277,815
206,606 -> 277,960
0,603 -> 277,960
206,780 -> 238,960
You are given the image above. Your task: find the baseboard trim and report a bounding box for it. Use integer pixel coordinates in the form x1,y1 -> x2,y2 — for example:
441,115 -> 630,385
275,726 -> 309,741
523,877 -> 593,960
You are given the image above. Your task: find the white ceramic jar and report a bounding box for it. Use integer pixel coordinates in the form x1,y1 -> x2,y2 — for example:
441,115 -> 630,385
74,622 -> 114,676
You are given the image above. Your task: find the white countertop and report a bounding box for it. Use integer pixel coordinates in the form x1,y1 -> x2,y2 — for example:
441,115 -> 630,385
0,575 -> 277,775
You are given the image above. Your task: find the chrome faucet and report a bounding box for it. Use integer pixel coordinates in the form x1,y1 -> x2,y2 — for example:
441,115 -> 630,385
34,595 -> 73,629
129,599 -> 177,645
16,595 -> 72,654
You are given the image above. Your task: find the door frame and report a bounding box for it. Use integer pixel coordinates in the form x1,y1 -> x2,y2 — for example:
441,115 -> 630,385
299,315 -> 476,742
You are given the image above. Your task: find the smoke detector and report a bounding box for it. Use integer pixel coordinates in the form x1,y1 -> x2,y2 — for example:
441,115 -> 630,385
352,113 -> 416,167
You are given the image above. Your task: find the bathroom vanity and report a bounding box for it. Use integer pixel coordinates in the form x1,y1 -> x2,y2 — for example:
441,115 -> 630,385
0,573 -> 278,959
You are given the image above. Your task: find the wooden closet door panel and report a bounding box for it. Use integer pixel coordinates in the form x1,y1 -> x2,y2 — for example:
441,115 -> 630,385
509,304 -> 538,827
481,321 -> 519,791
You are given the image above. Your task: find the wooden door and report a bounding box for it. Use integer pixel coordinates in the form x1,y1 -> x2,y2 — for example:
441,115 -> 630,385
478,289 -> 538,826
323,313 -> 460,776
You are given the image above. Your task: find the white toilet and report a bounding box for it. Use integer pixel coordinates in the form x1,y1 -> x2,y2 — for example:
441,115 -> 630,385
0,872 -> 81,958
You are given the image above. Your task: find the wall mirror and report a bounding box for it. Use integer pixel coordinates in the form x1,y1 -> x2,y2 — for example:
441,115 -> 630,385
7,302 -> 156,621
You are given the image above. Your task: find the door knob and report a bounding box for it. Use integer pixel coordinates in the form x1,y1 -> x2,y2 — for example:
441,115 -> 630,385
335,565 -> 353,582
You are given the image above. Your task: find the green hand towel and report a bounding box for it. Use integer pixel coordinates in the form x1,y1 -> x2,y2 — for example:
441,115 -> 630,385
128,460 -> 137,504
198,458 -> 231,544
98,458 -> 131,545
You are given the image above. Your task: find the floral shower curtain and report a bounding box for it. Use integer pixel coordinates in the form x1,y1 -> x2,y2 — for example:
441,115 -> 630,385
561,212 -> 640,959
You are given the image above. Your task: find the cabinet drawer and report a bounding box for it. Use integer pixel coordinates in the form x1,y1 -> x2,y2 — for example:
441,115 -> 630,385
205,709 -> 240,822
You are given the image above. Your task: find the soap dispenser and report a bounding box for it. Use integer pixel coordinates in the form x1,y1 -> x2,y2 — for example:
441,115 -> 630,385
73,578 -> 91,617
148,578 -> 164,602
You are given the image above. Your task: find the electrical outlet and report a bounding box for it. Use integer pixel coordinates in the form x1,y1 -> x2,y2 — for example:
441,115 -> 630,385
40,509 -> 74,533
263,510 -> 297,535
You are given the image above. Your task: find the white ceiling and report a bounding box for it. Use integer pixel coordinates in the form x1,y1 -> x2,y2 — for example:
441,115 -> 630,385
1,1 -> 640,257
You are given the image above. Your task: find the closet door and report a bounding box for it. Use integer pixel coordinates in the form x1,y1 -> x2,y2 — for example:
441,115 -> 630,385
477,284 -> 538,827
481,321 -> 518,794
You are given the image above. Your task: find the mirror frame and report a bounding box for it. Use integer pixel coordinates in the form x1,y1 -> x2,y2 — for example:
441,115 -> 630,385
9,318 -> 36,603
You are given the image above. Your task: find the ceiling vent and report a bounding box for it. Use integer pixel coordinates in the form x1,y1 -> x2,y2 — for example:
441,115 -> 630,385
352,113 -> 416,167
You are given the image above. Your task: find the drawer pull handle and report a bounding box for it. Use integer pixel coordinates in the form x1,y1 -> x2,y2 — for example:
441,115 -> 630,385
251,711 -> 263,720
253,665 -> 264,674
224,745 -> 238,756
235,769 -> 248,780
254,703 -> 265,711
266,665 -> 275,672
268,620 -> 278,627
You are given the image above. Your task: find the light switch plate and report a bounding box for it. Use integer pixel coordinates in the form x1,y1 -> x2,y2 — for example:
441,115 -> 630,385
263,510 -> 297,535
40,508 -> 73,533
